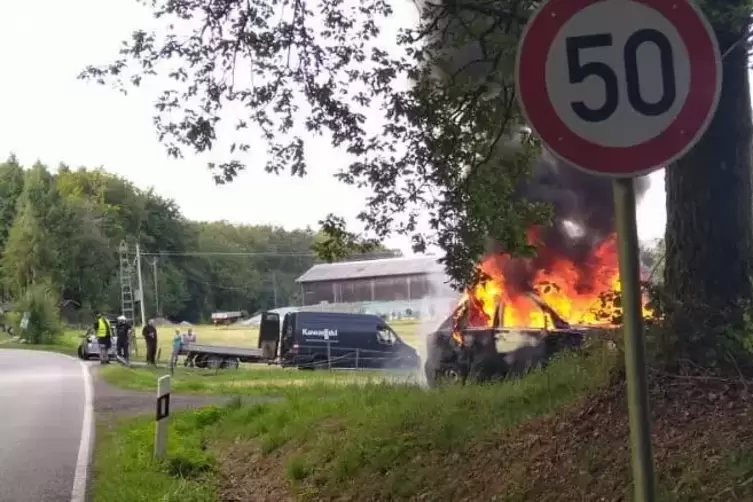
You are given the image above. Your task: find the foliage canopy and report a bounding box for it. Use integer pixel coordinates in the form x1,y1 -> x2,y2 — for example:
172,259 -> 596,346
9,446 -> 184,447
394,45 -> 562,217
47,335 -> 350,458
0,157 -> 324,323
80,0 -> 550,287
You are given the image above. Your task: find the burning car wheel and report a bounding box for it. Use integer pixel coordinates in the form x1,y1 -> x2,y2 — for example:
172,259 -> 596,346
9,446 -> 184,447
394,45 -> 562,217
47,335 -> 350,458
425,361 -> 466,386
437,365 -> 464,384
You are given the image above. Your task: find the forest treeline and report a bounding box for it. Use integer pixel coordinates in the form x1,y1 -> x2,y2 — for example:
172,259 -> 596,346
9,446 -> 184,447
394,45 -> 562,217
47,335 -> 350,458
0,155 -> 350,323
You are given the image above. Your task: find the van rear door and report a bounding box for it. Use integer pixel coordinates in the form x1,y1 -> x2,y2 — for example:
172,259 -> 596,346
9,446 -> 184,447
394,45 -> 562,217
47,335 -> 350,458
278,313 -> 298,364
257,312 -> 280,359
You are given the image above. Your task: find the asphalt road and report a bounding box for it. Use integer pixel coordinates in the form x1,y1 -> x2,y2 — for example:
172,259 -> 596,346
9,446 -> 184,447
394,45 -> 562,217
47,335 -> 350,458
0,349 -> 91,502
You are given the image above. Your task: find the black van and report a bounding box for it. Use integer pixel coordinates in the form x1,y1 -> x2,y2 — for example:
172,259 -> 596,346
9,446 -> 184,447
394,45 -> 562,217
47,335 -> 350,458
258,311 -> 420,370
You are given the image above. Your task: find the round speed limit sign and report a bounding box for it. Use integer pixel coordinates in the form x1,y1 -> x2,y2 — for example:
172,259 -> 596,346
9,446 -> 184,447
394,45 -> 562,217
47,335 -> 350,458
516,0 -> 721,177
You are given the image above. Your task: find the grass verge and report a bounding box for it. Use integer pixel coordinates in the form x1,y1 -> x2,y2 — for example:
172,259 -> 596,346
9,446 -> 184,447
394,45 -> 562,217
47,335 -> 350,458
92,407 -> 225,502
94,342 -> 753,501
0,330 -> 81,356
92,347 -> 617,501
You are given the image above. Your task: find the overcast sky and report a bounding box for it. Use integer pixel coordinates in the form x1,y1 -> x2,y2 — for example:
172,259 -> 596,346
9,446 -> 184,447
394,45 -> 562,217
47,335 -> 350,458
1,0 -> 674,255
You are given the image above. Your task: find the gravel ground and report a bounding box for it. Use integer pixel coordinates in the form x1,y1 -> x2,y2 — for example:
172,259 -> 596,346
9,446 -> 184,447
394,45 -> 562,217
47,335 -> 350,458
90,365 -> 276,418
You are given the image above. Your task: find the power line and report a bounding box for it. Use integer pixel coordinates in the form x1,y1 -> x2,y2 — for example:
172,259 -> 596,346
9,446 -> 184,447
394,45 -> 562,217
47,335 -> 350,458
178,263 -> 264,291
139,250 -> 400,258
140,251 -> 317,257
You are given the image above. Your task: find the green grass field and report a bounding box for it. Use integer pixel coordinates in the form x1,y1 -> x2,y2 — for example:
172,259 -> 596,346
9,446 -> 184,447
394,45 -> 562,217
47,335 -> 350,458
126,319 -> 426,364
100,363 -> 418,397
99,319 -> 426,397
100,318 -> 551,395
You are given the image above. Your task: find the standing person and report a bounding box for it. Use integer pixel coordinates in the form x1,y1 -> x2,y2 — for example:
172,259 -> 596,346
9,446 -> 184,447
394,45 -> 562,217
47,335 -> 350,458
170,328 -> 183,375
93,312 -> 112,365
183,327 -> 198,367
142,319 -> 158,366
115,315 -> 131,362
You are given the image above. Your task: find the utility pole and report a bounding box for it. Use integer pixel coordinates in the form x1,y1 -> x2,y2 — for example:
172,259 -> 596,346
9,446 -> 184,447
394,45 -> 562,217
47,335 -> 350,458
272,271 -> 278,308
135,243 -> 147,326
151,258 -> 159,316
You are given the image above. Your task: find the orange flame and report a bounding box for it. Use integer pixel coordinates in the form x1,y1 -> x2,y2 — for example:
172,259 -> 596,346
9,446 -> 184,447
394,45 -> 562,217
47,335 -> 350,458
457,232 -> 652,331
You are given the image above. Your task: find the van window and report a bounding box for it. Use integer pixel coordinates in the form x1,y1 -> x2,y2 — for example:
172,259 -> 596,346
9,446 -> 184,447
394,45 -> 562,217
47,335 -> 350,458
377,326 -> 397,345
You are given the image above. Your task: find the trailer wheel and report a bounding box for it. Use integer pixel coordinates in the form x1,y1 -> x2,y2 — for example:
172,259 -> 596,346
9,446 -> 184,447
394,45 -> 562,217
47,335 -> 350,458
194,354 -> 209,369
207,355 -> 224,370
77,345 -> 87,360
221,357 -> 240,370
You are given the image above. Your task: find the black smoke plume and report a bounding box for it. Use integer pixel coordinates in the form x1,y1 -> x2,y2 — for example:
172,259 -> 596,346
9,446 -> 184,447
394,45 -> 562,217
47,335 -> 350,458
489,152 -> 651,293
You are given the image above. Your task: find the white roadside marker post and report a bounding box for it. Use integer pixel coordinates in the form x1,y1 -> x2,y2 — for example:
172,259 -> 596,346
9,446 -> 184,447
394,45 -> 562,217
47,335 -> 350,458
154,374 -> 171,458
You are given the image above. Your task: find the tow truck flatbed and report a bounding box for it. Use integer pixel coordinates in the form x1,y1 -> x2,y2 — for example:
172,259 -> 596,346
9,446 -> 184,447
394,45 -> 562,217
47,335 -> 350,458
179,343 -> 269,369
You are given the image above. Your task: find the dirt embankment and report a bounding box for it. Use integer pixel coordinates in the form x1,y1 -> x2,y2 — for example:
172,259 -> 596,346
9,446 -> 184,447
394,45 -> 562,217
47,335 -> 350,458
471,373 -> 753,501
215,373 -> 753,501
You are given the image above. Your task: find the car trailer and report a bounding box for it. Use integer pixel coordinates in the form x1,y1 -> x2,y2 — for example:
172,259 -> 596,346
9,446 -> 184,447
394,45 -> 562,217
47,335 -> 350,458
179,343 -> 272,370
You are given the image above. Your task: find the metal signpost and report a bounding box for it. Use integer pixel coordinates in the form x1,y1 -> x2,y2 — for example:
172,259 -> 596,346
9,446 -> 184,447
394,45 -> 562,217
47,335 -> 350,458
515,0 -> 722,500
155,375 -> 171,458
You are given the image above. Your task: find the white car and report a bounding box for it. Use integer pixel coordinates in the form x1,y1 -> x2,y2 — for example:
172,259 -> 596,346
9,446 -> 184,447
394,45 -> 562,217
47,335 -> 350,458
76,316 -> 119,360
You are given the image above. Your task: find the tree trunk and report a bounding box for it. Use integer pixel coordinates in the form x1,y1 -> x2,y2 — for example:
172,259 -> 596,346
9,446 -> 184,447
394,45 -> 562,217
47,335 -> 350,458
663,13 -> 753,373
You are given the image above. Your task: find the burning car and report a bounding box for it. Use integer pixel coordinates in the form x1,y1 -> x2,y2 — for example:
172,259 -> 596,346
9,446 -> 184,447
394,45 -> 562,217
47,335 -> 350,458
424,229 -> 653,387
424,292 -> 589,386
420,152 -> 659,386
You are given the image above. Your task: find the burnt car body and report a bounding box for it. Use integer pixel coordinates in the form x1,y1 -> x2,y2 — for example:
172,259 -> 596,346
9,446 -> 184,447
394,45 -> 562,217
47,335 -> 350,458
424,293 -> 587,387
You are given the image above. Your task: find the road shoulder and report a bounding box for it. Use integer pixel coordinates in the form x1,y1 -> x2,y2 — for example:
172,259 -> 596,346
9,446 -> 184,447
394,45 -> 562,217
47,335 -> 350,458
88,364 -> 247,502
90,365 -> 233,418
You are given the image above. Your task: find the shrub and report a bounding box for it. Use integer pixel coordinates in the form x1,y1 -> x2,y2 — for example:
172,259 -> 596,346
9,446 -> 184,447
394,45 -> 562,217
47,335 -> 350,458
3,311 -> 20,334
14,281 -> 62,344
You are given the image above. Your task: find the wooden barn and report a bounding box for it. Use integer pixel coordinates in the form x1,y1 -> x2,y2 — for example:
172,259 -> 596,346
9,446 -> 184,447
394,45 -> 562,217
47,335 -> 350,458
295,256 -> 454,306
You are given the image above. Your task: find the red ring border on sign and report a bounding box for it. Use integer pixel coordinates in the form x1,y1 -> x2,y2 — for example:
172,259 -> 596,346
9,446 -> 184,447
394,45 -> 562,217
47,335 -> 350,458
515,0 -> 722,177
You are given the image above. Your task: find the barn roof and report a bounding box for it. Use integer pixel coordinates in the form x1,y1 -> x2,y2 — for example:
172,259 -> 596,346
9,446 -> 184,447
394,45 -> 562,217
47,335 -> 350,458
296,255 -> 446,283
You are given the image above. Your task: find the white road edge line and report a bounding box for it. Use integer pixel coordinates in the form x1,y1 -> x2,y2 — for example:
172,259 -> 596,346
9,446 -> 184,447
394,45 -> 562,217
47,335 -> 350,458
3,350 -> 97,501
70,360 -> 94,502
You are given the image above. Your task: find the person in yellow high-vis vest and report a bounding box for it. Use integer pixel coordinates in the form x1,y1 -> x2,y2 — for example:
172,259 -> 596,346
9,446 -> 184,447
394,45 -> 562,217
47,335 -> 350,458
93,312 -> 112,364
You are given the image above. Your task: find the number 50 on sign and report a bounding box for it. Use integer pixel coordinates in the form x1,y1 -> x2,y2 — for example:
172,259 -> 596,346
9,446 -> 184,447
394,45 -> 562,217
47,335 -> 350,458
516,0 -> 721,177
